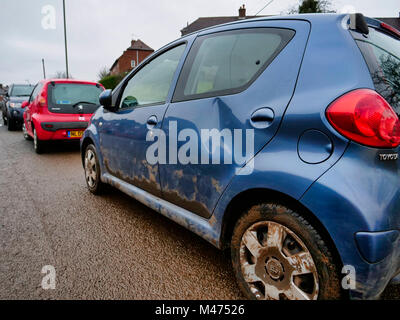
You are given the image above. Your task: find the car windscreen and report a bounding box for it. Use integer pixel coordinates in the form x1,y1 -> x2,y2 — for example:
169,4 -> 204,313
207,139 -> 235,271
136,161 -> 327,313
11,85 -> 33,97
354,27 -> 400,115
47,83 -> 104,114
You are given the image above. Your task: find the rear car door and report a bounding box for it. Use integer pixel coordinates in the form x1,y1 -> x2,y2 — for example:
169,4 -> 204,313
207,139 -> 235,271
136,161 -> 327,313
98,43 -> 187,197
159,20 -> 310,218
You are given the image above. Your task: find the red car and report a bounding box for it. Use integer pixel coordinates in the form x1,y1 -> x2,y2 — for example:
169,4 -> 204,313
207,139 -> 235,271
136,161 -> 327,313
21,79 -> 104,153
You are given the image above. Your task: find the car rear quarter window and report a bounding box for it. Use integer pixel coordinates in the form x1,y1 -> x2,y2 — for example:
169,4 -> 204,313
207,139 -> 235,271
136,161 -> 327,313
47,83 -> 104,114
173,28 -> 295,102
355,27 -> 400,114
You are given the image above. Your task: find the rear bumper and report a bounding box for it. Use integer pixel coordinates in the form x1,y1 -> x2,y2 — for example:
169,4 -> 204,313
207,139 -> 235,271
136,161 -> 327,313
40,121 -> 88,132
36,121 -> 88,140
300,142 -> 400,299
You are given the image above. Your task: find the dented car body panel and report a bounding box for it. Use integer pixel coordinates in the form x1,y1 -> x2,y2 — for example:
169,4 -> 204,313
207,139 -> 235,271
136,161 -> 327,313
81,14 -> 400,299
160,20 -> 310,218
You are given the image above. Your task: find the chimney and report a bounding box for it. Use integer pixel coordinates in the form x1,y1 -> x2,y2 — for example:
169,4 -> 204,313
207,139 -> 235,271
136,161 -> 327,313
131,39 -> 135,47
238,4 -> 246,19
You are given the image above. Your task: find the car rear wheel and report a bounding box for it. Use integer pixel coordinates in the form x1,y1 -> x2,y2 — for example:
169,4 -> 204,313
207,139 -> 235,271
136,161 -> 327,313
84,144 -> 105,194
22,123 -> 32,140
33,128 -> 44,154
231,203 -> 343,300
2,114 -> 7,125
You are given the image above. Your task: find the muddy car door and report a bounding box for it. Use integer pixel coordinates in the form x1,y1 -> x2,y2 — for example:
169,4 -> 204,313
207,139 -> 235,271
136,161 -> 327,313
98,43 -> 187,197
159,20 -> 310,218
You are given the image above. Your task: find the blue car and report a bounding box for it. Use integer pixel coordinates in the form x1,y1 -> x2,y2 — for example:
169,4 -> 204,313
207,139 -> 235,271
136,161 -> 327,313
81,13 -> 400,300
2,83 -> 34,130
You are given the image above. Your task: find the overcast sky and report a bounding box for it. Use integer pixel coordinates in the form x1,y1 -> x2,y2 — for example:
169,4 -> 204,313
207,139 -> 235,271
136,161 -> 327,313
0,0 -> 399,85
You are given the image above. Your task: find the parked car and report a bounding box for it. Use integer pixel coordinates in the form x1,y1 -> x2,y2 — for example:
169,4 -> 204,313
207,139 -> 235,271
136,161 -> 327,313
2,84 -> 34,130
0,85 -> 8,116
80,14 -> 400,300
0,97 -> 5,121
22,79 -> 104,153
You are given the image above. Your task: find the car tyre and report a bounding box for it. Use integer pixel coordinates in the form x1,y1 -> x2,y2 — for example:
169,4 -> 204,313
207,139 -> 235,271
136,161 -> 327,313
84,144 -> 105,195
2,114 -> 7,125
33,128 -> 44,154
22,122 -> 32,140
231,203 -> 343,300
7,118 -> 15,131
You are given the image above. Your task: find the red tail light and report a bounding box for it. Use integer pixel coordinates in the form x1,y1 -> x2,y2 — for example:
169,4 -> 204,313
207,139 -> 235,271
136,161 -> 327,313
326,89 -> 400,148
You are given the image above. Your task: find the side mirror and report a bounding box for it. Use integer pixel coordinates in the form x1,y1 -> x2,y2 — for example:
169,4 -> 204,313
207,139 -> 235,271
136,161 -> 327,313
99,89 -> 113,111
21,101 -> 29,109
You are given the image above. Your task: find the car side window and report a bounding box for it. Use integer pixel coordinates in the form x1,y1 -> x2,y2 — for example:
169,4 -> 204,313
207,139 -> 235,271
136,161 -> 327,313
29,84 -> 42,103
119,44 -> 186,109
28,85 -> 37,103
173,28 -> 295,102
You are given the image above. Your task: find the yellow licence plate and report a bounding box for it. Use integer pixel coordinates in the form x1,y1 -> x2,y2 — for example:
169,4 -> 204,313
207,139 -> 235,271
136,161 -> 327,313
68,130 -> 83,138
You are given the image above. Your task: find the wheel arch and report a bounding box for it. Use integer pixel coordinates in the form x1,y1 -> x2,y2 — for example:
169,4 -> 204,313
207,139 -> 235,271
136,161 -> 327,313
219,188 -> 343,267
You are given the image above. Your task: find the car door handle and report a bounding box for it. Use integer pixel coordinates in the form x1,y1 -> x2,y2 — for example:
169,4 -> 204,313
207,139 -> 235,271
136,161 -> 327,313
146,115 -> 158,128
250,108 -> 274,129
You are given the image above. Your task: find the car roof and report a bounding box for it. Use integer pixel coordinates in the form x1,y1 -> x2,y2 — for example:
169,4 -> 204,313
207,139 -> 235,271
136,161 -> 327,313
40,79 -> 101,86
180,13 -> 385,38
179,13 -> 334,38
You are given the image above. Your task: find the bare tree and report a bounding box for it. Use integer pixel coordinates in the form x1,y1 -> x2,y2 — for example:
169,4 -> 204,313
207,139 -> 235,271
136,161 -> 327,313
98,66 -> 110,80
52,71 -> 72,79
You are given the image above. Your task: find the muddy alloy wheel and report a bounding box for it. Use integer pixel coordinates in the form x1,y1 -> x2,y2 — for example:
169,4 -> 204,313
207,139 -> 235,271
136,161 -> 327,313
84,144 -> 104,194
239,221 -> 318,300
85,149 -> 97,188
231,203 -> 342,300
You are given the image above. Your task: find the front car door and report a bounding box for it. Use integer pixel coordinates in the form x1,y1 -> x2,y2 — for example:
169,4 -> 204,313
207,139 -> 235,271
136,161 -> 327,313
159,20 -> 310,218
98,43 -> 187,197
25,83 -> 42,135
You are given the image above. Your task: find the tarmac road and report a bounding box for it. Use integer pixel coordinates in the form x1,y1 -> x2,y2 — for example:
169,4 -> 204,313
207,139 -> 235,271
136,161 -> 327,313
0,121 -> 398,300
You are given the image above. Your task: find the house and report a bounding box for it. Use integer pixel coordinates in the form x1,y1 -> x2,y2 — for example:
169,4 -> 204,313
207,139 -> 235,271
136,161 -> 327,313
181,5 -> 264,36
180,5 -> 400,36
110,39 -> 154,76
376,15 -> 400,31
